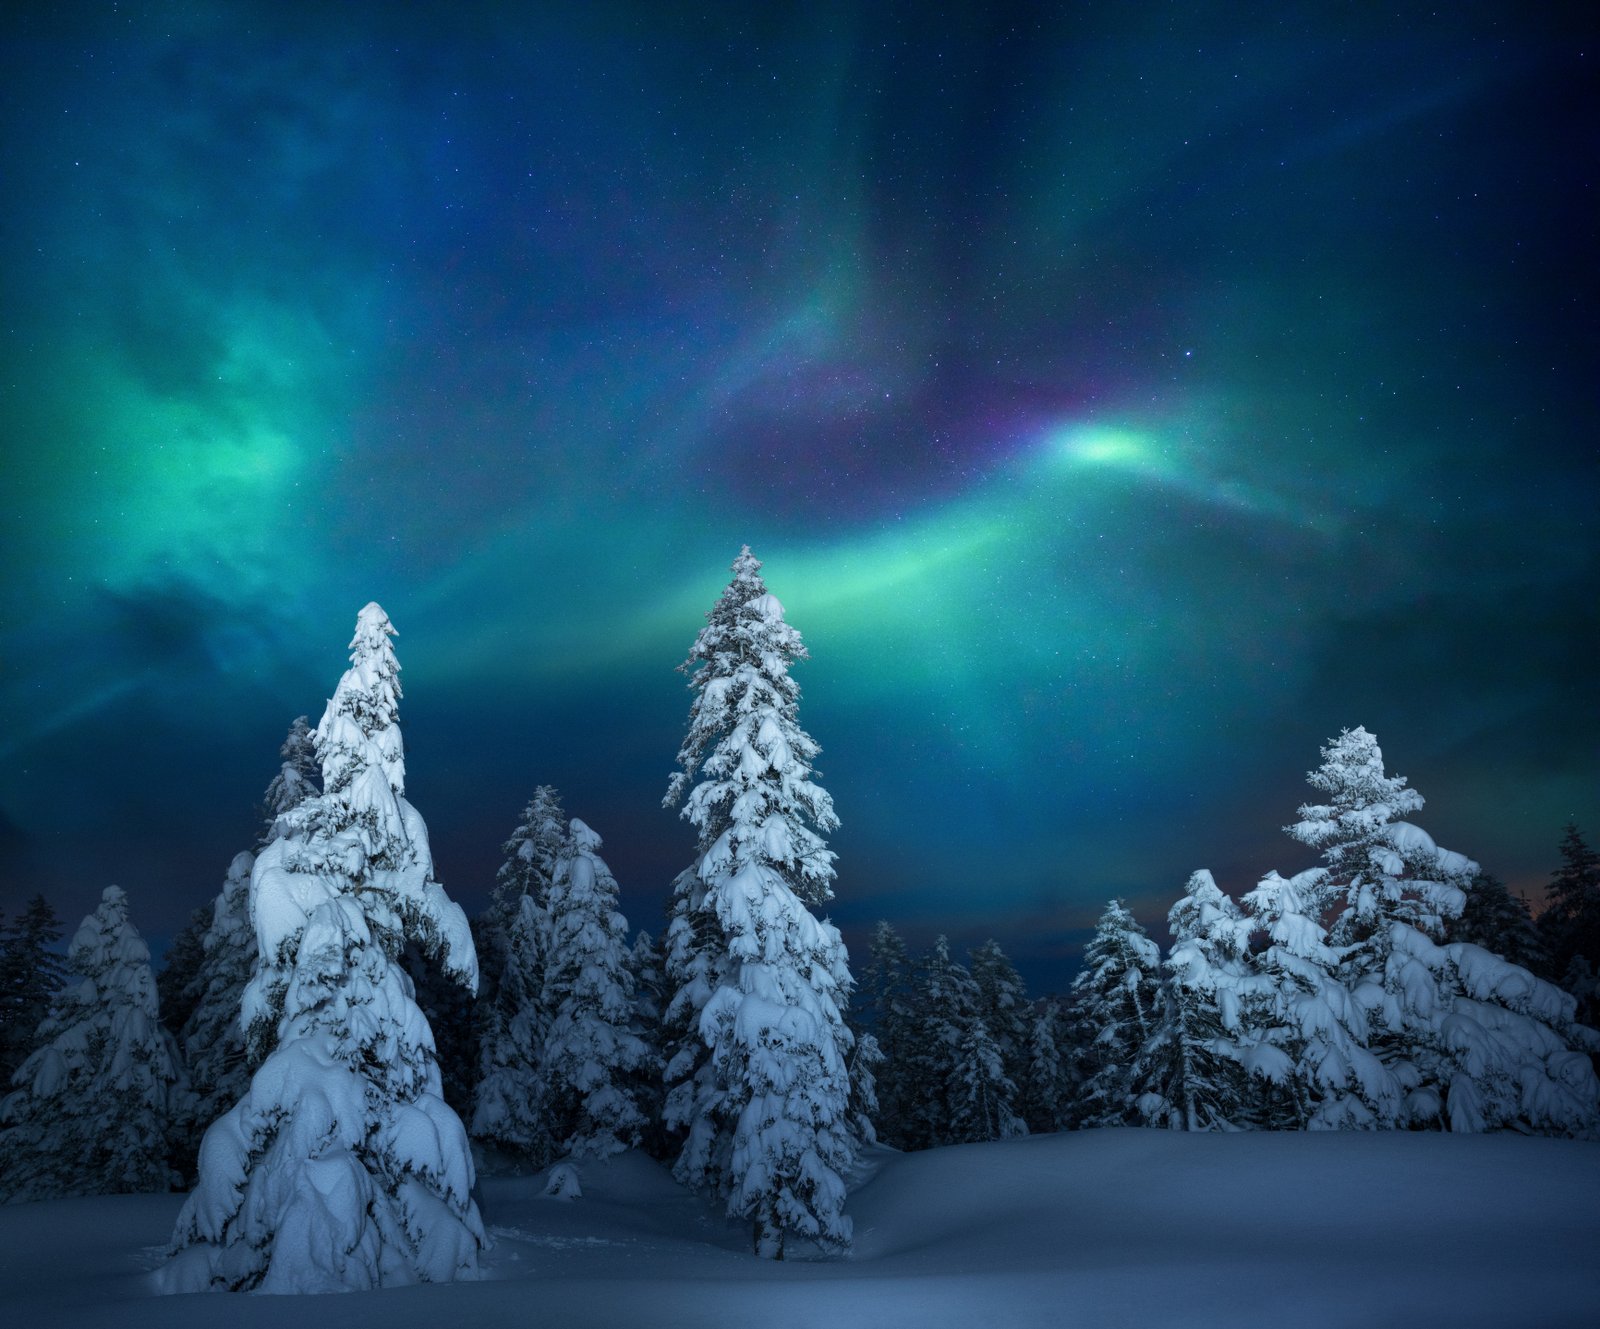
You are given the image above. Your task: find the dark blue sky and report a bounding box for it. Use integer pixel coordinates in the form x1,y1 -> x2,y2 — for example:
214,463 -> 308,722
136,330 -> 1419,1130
1,2 -> 1594,994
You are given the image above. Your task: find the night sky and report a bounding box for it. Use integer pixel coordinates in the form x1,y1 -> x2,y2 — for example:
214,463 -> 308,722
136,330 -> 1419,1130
1,2 -> 1594,994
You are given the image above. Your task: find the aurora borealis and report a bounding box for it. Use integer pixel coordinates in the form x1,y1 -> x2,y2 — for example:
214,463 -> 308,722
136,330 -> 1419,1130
1,3 -> 1594,990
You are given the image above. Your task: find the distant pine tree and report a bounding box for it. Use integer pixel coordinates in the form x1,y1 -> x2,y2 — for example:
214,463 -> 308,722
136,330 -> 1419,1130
1450,871 -> 1554,979
0,886 -> 182,1202
0,894 -> 68,1086
258,715 -> 321,848
471,788 -> 567,1166
540,817 -> 652,1159
899,935 -> 978,1149
970,938 -> 1031,1093
157,907 -> 211,1039
1021,1000 -> 1070,1133
855,920 -> 913,1147
626,929 -> 669,1157
1540,825 -> 1600,1025
179,852 -> 257,1144
1068,900 -> 1161,1128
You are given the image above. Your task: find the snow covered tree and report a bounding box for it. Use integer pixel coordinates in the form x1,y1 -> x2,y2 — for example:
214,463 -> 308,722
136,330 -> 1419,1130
1022,1000 -> 1070,1133
0,886 -> 182,1202
0,894 -> 67,1087
259,715 -> 321,848
948,1012 -> 1025,1144
1283,728 -> 1599,1135
1241,867 -> 1397,1129
663,546 -> 855,1258
897,935 -> 978,1148
540,817 -> 652,1159
1068,900 -> 1162,1128
178,852 -> 257,1143
1139,871 -> 1264,1131
970,938 -> 1031,1092
1450,871 -> 1553,979
161,603 -> 483,1293
471,787 -> 567,1165
1540,824 -> 1600,1025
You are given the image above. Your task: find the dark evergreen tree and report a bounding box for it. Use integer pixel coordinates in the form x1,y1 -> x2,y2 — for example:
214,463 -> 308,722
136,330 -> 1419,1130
898,935 -> 977,1149
0,894 -> 67,1087
854,920 -> 912,1146
178,852 -> 257,1147
626,928 -> 670,1157
1450,871 -> 1554,979
471,788 -> 567,1166
157,906 -> 211,1039
1540,824 -> 1600,1025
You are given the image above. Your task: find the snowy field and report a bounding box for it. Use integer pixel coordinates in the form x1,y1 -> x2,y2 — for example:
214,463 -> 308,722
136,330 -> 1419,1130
2,1129 -> 1595,1329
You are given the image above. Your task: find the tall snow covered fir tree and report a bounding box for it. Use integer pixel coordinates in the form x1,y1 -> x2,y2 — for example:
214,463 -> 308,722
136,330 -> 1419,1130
662,546 -> 856,1259
472,785 -> 567,1165
540,817 -> 652,1158
0,886 -> 182,1202
161,604 -> 484,1293
1285,728 -> 1599,1135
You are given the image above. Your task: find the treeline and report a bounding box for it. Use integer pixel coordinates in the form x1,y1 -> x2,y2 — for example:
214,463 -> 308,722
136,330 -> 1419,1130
0,549 -> 1597,1289
862,731 -> 1600,1144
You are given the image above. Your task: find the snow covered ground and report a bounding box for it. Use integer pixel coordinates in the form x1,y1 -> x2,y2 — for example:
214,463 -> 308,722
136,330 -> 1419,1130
1,1129 -> 1595,1328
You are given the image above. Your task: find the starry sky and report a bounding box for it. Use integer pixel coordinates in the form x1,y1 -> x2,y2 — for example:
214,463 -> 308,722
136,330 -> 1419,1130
1,2 -> 1594,994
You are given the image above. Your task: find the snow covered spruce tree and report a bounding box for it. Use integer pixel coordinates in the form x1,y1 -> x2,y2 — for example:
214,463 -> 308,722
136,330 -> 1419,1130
1138,871 -> 1263,1131
1067,900 -> 1162,1128
1240,868 -> 1393,1129
971,938 -> 1031,1094
0,886 -> 181,1202
161,603 -> 483,1293
540,817 -> 652,1158
1289,727 -> 1599,1135
0,894 -> 67,1086
1022,1000 -> 1071,1133
663,546 -> 856,1259
897,936 -> 1024,1146
472,785 -> 567,1165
